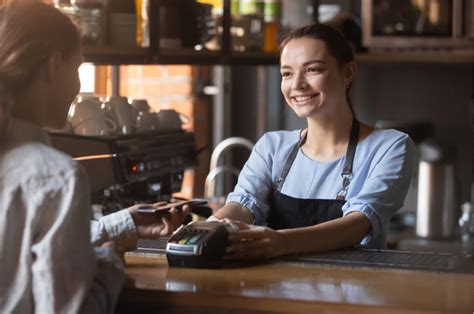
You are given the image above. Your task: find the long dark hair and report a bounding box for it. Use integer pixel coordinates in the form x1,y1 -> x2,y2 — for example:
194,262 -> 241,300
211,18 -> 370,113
0,2 -> 80,139
279,23 -> 356,115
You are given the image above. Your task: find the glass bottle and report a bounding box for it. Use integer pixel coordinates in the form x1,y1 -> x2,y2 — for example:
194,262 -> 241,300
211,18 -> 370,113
263,0 -> 281,53
135,0 -> 150,47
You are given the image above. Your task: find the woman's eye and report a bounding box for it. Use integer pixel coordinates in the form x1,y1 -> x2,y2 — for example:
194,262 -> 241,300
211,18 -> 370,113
307,67 -> 322,73
281,71 -> 291,78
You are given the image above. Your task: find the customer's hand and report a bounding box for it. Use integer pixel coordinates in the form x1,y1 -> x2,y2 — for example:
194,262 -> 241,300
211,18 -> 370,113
223,219 -> 285,260
101,240 -> 125,263
128,203 -> 190,239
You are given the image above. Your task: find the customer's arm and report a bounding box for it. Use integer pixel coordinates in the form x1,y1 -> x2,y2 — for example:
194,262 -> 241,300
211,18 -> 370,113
90,204 -> 191,251
90,209 -> 137,251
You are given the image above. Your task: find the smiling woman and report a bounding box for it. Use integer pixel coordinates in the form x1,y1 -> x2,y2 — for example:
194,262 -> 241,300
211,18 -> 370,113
279,23 -> 356,120
211,23 -> 416,261
279,37 -> 356,125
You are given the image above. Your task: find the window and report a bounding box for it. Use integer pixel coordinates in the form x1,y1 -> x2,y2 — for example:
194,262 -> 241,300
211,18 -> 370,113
79,63 -> 95,93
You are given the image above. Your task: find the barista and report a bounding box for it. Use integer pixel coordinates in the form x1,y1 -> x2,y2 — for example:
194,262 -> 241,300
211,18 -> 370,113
212,23 -> 416,260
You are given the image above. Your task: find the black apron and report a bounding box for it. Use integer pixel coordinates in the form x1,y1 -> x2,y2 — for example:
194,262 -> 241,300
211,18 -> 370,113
267,119 -> 359,230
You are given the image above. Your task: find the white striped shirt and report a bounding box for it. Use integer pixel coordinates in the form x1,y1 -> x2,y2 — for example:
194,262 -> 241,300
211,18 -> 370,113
0,119 -> 137,314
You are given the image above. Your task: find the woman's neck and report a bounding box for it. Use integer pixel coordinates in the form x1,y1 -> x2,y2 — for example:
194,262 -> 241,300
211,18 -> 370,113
302,108 -> 354,162
12,83 -> 45,126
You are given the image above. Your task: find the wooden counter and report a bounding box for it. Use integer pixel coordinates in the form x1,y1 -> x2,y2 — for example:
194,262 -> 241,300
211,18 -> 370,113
118,253 -> 474,314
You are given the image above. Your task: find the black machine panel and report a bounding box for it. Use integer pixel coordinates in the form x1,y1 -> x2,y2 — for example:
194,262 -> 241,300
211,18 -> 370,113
49,130 -> 199,210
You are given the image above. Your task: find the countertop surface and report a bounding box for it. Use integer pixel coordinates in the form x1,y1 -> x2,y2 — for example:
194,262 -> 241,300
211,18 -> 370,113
118,251 -> 474,314
387,228 -> 474,255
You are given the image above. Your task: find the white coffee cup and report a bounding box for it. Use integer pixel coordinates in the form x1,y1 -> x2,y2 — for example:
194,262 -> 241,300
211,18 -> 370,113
131,98 -> 151,112
136,111 -> 156,132
131,99 -> 156,132
68,93 -> 101,125
73,118 -> 117,136
68,93 -> 116,136
56,121 -> 74,134
155,109 -> 190,131
103,96 -> 135,135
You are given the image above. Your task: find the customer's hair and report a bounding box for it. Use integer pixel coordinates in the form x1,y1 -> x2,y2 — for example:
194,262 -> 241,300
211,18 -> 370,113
279,23 -> 356,114
0,2 -> 80,139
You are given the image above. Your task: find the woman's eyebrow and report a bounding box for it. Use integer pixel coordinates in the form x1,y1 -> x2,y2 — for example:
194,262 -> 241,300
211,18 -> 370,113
303,59 -> 326,66
280,59 -> 326,69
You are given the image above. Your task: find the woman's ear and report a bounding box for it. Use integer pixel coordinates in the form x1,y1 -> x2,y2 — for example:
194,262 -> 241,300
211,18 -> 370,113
343,61 -> 356,88
42,51 -> 62,83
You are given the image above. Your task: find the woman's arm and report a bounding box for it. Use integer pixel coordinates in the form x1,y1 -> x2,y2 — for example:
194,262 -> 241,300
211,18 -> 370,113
213,202 -> 255,224
225,212 -> 370,259
214,133 -> 281,225
278,212 -> 370,255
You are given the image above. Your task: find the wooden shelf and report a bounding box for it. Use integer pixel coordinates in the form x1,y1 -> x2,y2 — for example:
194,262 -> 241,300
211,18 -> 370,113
83,45 -> 473,66
355,49 -> 474,64
83,46 -> 280,65
227,51 -> 279,65
65,0 -> 474,67
83,46 -> 150,65
150,48 -> 221,65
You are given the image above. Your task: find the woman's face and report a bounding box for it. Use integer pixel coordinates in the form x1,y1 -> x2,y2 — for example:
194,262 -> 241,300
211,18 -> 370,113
46,49 -> 82,130
280,37 -> 352,119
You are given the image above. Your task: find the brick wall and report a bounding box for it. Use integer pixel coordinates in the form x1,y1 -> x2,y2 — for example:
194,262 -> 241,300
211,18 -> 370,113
116,65 -> 211,199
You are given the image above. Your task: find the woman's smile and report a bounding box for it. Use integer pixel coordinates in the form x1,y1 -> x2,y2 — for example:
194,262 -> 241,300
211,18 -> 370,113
291,93 -> 320,105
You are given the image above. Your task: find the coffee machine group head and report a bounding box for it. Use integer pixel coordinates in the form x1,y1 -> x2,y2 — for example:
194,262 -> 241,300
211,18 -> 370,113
49,130 -> 199,214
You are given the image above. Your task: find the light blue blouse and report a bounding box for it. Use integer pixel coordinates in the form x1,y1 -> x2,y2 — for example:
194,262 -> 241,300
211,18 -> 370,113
226,128 -> 416,248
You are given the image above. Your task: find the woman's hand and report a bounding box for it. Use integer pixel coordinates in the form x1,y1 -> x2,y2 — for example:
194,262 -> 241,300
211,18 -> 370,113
223,219 -> 285,260
128,203 -> 190,239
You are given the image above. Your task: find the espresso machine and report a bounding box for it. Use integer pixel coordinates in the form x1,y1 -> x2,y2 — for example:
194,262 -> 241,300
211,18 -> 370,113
49,130 -> 199,215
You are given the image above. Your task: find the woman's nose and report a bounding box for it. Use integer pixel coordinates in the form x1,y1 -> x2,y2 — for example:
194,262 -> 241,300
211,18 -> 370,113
292,73 -> 308,89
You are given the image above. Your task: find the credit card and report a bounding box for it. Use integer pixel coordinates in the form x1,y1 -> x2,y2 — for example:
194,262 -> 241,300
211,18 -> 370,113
137,199 -> 208,217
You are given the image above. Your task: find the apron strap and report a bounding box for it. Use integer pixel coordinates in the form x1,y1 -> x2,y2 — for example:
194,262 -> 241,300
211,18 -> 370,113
336,119 -> 359,200
274,119 -> 360,201
273,129 -> 307,194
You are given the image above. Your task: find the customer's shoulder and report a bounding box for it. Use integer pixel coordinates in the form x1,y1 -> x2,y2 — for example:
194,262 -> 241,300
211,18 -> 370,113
5,141 -> 80,179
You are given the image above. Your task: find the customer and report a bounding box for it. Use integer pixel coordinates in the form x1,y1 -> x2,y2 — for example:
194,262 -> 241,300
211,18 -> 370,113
212,24 -> 416,260
0,2 -> 188,313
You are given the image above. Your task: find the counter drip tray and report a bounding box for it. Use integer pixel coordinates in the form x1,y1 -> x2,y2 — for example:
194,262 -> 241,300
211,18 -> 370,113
280,248 -> 474,274
136,238 -> 169,254
134,240 -> 474,274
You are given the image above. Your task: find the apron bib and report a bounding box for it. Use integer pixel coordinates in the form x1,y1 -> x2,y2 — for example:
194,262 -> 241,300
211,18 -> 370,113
267,119 -> 359,230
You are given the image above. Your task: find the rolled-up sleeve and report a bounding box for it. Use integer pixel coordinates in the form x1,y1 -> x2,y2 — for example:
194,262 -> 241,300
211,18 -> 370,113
226,134 -> 273,225
90,209 -> 137,251
342,135 -> 416,245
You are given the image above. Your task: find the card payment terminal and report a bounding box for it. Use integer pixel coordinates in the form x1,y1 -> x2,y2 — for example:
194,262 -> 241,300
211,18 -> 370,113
166,221 -> 230,268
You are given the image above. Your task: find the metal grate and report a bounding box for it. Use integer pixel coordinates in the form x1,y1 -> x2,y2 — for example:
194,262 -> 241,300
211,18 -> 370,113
133,241 -> 474,274
280,248 -> 474,274
136,237 -> 169,254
